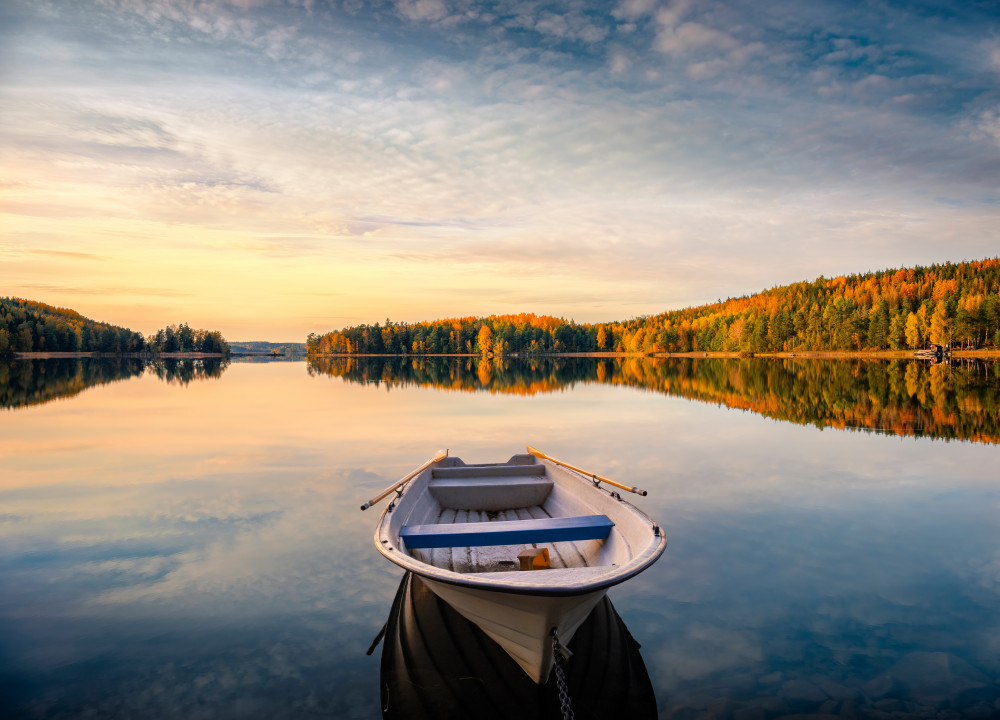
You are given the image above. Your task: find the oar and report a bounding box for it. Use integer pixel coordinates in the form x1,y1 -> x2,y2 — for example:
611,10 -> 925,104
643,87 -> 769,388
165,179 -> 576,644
360,449 -> 448,511
526,446 -> 648,496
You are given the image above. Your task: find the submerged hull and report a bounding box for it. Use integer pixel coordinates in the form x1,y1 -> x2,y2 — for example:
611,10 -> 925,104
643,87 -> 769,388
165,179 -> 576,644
421,576 -> 606,683
380,572 -> 657,720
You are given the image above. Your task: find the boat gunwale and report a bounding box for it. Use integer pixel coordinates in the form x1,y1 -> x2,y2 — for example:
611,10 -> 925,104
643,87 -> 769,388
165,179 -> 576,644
375,538 -> 666,596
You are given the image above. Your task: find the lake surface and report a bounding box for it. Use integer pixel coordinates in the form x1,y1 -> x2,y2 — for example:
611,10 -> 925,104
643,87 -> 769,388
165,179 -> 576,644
2,356 -> 999,719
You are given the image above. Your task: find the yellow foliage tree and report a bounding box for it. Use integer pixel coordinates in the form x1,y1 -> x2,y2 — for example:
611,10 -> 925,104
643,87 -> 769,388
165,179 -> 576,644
929,303 -> 950,345
905,312 -> 924,349
476,325 -> 493,355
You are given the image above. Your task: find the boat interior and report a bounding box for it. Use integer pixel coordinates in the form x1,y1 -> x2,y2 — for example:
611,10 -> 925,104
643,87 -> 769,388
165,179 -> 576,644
398,455 -> 633,574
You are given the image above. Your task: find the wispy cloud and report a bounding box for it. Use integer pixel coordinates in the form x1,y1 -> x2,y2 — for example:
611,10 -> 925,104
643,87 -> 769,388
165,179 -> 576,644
2,0 -> 998,333
14,249 -> 105,260
18,282 -> 190,297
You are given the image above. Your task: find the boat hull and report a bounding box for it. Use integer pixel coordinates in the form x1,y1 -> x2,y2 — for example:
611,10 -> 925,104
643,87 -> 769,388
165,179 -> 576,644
380,572 -> 658,719
421,576 -> 606,683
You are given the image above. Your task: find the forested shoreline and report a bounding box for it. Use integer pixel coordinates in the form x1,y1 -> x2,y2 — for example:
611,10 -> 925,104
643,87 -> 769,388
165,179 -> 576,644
308,258 -> 1000,356
0,298 -> 229,356
7,259 -> 1000,359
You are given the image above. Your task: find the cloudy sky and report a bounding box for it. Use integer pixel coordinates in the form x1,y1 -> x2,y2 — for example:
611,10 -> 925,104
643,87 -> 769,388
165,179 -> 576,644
2,0 -> 999,341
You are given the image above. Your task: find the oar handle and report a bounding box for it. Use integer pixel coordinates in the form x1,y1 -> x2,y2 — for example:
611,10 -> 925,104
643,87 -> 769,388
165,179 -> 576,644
361,449 -> 448,510
527,446 -> 648,496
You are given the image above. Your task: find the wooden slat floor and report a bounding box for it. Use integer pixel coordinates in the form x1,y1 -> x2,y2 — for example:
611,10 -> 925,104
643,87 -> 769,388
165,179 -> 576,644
410,505 -> 603,574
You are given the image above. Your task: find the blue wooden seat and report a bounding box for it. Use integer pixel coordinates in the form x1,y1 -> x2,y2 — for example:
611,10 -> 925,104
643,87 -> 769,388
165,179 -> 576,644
400,515 -> 614,549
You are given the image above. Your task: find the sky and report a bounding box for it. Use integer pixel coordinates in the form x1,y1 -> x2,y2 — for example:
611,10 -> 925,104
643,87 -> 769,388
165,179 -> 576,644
1,0 -> 999,342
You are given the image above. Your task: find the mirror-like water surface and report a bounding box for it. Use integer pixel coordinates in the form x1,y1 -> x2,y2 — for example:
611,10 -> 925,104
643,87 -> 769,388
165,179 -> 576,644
0,358 -> 229,410
1,357 -> 998,719
309,355 -> 1000,444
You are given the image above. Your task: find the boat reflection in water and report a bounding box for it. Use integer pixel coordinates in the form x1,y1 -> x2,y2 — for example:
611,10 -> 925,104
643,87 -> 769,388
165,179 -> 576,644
378,572 -> 657,720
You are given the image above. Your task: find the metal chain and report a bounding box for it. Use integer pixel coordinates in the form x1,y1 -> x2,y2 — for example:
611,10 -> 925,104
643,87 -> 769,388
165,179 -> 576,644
551,631 -> 575,720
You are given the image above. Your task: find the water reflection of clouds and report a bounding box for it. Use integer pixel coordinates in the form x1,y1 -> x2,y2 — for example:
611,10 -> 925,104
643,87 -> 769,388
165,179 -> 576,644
615,490 -> 1000,705
976,550 -> 1000,594
5,473 -> 396,618
3,615 -> 379,719
652,622 -> 765,683
3,360 -> 1000,718
0,467 -> 398,716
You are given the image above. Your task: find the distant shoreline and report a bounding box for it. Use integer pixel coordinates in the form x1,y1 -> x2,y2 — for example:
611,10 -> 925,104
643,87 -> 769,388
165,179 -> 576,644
12,352 -> 227,359
307,349 -> 1000,359
11,349 -> 1000,360
656,350 -> 1000,359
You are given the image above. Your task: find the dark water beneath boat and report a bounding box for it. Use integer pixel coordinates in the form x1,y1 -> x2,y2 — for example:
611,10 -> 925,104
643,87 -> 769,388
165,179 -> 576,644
2,356 -> 999,719
379,572 -> 656,719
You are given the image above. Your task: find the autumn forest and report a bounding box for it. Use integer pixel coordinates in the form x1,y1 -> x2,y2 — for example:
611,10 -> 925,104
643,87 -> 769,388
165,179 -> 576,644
308,259 -> 1000,356
5,259 -> 1000,359
0,298 -> 230,355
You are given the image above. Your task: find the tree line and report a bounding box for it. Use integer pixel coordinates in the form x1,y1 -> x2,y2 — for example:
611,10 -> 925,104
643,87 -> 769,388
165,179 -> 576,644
625,258 -> 1000,354
0,298 -> 229,355
308,259 -> 1000,356
307,313 -> 596,356
145,323 -> 229,355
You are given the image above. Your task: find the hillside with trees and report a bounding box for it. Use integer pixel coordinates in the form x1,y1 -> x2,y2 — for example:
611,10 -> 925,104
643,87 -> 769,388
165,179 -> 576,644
307,259 -> 1000,356
0,298 -> 229,356
622,257 -> 1000,354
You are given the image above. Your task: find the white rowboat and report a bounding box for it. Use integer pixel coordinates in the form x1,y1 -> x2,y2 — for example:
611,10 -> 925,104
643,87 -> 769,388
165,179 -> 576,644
368,446 -> 667,683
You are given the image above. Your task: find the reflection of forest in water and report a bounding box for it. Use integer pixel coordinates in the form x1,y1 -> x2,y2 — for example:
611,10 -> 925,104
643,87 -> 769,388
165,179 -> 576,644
309,355 -> 1000,445
0,357 -> 230,410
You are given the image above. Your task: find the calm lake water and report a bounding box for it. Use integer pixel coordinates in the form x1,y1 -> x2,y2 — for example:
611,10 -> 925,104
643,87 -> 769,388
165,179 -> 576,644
2,356 -> 999,719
